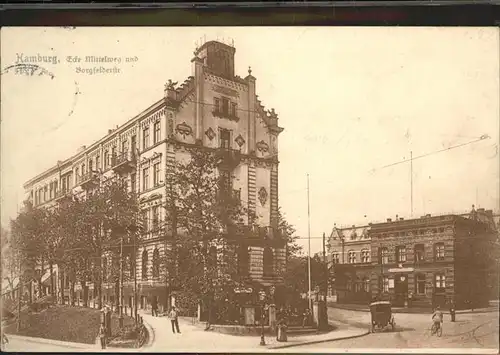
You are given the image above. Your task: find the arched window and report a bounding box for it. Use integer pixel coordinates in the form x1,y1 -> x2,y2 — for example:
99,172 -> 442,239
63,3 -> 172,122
263,247 -> 274,277
142,249 -> 148,280
332,251 -> 340,264
361,249 -> 370,263
152,248 -> 160,278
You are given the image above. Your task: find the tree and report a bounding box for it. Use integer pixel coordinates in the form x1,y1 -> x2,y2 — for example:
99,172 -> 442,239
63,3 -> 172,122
164,148 -> 247,327
277,207 -> 302,258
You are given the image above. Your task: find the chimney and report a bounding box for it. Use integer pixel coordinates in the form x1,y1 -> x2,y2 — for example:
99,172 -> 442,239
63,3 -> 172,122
352,225 -> 355,228
387,218 -> 392,222
426,214 -> 431,217
108,129 -> 113,135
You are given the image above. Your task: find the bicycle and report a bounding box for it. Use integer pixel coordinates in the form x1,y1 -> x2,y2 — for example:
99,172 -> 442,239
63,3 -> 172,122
430,321 -> 443,337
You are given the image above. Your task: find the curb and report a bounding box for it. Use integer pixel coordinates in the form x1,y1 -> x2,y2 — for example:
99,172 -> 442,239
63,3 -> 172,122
139,316 -> 155,349
5,333 -> 92,349
268,329 -> 370,349
328,305 -> 499,315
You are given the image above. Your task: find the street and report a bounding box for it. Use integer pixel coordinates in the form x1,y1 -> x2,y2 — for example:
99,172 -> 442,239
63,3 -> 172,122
293,308 -> 499,350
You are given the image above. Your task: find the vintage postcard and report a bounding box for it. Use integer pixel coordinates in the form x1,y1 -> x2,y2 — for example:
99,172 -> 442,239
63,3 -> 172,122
1,26 -> 498,353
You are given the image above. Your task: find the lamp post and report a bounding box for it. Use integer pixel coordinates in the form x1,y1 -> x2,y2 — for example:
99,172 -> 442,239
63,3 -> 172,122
259,290 -> 266,346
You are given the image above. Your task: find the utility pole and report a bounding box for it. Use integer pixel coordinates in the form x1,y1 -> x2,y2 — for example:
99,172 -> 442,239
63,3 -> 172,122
307,174 -> 312,311
17,255 -> 22,332
119,235 -> 124,328
410,151 -> 413,217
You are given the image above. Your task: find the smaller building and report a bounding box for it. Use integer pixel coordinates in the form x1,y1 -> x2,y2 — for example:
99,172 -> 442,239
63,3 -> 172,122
326,224 -> 372,304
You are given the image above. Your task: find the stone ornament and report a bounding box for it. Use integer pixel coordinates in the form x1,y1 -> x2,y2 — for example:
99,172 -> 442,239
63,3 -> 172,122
235,134 -> 245,147
176,122 -> 192,139
205,127 -> 216,141
258,187 -> 268,206
256,140 -> 269,153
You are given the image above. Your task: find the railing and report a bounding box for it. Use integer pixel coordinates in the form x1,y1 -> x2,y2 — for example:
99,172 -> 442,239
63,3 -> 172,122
216,147 -> 241,168
76,171 -> 97,185
111,151 -> 136,168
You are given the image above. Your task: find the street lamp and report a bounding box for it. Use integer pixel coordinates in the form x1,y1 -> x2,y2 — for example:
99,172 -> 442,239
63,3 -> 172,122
258,290 -> 266,346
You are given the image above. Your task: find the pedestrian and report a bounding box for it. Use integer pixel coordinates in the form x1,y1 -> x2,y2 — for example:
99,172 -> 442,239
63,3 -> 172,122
151,297 -> 158,317
302,308 -> 311,328
408,292 -> 413,308
168,306 -> 181,334
98,323 -> 106,349
449,301 -> 456,322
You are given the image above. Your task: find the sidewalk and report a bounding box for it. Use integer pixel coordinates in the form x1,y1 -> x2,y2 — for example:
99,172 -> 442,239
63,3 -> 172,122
329,303 -> 499,315
138,310 -> 368,350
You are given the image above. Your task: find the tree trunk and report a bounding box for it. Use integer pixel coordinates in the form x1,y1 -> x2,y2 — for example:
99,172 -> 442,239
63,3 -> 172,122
60,267 -> 65,305
38,257 -> 44,298
82,278 -> 89,307
70,280 -> 76,306
49,262 -> 55,297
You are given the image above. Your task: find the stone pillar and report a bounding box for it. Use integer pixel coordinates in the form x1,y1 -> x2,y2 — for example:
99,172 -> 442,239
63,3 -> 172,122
197,303 -> 202,322
268,304 -> 276,331
244,306 -> 255,325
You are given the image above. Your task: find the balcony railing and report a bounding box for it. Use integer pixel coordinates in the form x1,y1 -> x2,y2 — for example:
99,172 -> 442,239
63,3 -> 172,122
111,151 -> 136,174
54,189 -> 71,202
216,147 -> 241,169
76,171 -> 98,188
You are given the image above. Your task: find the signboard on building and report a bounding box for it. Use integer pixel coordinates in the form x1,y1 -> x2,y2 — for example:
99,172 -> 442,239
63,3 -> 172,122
388,279 -> 395,289
388,267 -> 415,273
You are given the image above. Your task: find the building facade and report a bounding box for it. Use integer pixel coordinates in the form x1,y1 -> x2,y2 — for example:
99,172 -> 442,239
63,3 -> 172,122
329,208 -> 498,309
22,40 -> 286,313
326,225 -> 372,303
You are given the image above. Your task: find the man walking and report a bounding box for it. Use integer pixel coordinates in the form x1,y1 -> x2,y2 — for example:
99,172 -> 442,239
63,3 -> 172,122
168,306 -> 181,334
97,323 -> 107,349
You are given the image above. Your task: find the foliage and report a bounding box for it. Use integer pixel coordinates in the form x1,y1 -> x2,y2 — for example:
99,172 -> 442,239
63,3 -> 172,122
163,148 -> 247,318
8,175 -> 143,308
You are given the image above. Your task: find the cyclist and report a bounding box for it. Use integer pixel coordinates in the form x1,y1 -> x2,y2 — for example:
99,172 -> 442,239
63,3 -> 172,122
431,305 -> 443,334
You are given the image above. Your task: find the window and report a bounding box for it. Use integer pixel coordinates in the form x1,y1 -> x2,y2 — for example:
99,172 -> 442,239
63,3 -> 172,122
231,102 -> 237,117
105,151 -> 110,168
143,167 -> 149,191
152,206 -> 159,231
348,250 -> 356,264
54,181 -> 58,194
380,276 -> 389,293
396,246 -> 407,262
121,140 -> 128,155
361,249 -> 370,263
154,121 -> 161,144
263,247 -> 274,277
111,146 -> 116,164
131,135 -> 137,158
81,163 -> 85,175
363,278 -> 370,292
222,97 -> 229,115
435,274 -> 446,290
414,244 -> 424,263
88,159 -> 93,172
332,252 -> 340,264
153,163 -> 160,186
142,209 -> 149,233
44,185 -> 48,201
95,155 -> 100,170
214,98 -> 220,113
152,249 -> 160,278
434,243 -> 445,261
416,273 -> 426,295
220,129 -> 230,149
380,247 -> 389,264
141,250 -> 148,280
131,173 -> 136,193
143,127 -> 150,149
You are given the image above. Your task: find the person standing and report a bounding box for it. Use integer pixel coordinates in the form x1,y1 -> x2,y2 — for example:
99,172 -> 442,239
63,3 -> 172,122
169,306 -> 181,334
98,323 -> 106,349
449,301 -> 456,322
151,297 -> 158,317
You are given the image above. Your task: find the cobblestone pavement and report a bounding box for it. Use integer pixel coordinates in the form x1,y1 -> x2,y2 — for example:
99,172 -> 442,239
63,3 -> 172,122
292,307 -> 499,351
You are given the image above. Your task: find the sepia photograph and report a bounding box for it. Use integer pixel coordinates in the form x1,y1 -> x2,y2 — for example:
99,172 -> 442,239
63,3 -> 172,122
1,26 -> 499,353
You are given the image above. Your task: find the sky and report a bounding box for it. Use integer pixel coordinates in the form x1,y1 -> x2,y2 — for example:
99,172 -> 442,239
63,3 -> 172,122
1,27 -> 499,254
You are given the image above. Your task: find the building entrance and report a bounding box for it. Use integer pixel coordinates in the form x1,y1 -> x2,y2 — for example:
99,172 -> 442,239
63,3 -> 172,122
394,273 -> 408,307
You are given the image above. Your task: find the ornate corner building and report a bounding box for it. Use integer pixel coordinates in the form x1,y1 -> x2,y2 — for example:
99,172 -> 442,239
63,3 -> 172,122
22,40 -> 286,311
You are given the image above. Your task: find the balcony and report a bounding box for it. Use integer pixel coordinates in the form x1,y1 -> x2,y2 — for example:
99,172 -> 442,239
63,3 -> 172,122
111,151 -> 137,174
54,190 -> 71,203
76,171 -> 98,189
216,147 -> 241,170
